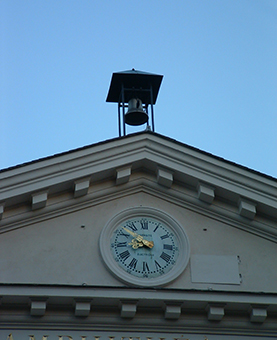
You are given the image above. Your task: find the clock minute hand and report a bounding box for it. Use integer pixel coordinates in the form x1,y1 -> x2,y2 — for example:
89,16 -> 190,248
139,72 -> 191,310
122,226 -> 137,238
122,227 -> 154,249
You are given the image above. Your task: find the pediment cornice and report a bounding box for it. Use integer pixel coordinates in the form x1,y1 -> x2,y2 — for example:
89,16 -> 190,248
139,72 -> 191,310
0,132 -> 276,236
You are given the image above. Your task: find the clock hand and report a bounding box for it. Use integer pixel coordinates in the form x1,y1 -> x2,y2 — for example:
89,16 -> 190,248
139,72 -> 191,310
122,226 -> 137,238
140,238 -> 154,248
122,227 -> 154,248
128,239 -> 144,249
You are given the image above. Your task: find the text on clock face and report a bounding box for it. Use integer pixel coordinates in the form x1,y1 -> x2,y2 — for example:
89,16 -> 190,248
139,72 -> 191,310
110,217 -> 179,279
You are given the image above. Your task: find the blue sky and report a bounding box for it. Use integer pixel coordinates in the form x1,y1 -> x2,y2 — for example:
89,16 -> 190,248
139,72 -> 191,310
1,1 -> 277,177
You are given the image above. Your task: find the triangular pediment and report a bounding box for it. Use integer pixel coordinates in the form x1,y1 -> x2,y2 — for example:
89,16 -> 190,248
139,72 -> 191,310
1,132 -> 276,241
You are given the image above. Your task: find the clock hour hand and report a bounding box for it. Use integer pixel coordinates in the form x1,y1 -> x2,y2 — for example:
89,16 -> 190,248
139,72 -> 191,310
140,238 -> 154,248
128,239 -> 144,249
122,227 -> 154,248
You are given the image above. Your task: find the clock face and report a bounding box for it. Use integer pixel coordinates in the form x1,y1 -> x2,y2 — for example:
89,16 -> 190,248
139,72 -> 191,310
99,207 -> 190,287
111,216 -> 179,279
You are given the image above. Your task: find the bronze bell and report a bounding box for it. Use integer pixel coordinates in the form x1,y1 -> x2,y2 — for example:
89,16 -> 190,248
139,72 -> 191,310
124,98 -> 148,126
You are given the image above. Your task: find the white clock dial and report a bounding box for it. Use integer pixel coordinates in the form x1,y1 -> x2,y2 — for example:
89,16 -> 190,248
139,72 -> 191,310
99,207 -> 190,287
111,217 -> 179,279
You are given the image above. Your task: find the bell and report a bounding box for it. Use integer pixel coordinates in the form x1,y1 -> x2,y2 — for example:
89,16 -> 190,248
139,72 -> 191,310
124,98 -> 148,126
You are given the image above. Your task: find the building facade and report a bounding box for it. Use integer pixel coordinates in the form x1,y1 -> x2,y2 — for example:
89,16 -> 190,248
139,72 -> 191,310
0,132 -> 277,339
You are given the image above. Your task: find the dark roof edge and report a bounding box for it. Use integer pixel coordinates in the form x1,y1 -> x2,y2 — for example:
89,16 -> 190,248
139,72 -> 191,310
1,131 -> 276,182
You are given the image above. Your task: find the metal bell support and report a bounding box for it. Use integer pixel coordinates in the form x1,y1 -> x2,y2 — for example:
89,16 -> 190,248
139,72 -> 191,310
106,69 -> 163,136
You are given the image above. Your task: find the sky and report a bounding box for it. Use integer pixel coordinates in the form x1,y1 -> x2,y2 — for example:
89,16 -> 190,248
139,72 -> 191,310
1,1 -> 277,178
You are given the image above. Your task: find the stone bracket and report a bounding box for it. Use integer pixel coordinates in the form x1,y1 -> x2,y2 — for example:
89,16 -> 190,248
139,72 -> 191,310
197,182 -> 215,204
206,303 -> 225,321
31,191 -> 48,210
0,203 -> 5,220
119,299 -> 138,318
163,301 -> 183,319
249,305 -> 268,323
156,167 -> 173,188
74,299 -> 92,316
74,178 -> 90,198
116,165 -> 132,185
30,298 -> 47,316
238,197 -> 256,219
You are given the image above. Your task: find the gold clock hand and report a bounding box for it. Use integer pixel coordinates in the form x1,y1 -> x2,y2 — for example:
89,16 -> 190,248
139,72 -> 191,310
141,239 -> 154,248
128,239 -> 144,249
122,227 -> 154,248
122,226 -> 137,238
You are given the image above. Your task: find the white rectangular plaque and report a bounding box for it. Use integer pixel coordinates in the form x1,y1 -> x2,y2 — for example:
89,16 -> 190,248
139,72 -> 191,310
191,255 -> 241,285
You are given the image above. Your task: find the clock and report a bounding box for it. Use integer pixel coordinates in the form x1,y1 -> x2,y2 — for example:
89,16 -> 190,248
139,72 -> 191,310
99,207 -> 190,287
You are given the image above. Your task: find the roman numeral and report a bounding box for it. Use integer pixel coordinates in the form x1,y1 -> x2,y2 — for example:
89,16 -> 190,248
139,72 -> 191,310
128,258 -> 138,269
127,222 -> 137,231
116,242 -> 127,247
143,261 -> 150,272
155,260 -> 162,270
119,231 -> 130,239
163,244 -> 173,250
160,233 -> 169,240
140,219 -> 148,230
153,224 -> 160,232
119,250 -> 130,261
160,252 -> 171,263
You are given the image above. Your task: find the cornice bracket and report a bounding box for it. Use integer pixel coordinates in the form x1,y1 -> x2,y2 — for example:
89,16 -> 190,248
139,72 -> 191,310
249,305 -> 268,323
119,299 -> 138,318
116,165 -> 132,185
74,299 -> 92,317
238,197 -> 256,220
156,167 -> 173,188
31,191 -> 48,210
206,303 -> 225,321
197,182 -> 215,204
163,301 -> 182,319
29,298 -> 47,316
0,203 -> 5,220
74,178 -> 90,198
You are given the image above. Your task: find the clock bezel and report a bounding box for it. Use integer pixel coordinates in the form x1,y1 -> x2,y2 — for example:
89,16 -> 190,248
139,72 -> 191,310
99,207 -> 190,287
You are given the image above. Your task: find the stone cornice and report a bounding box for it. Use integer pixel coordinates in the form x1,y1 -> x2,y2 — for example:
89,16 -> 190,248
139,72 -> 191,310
0,179 -> 276,244
0,284 -> 276,330
0,133 -> 276,224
